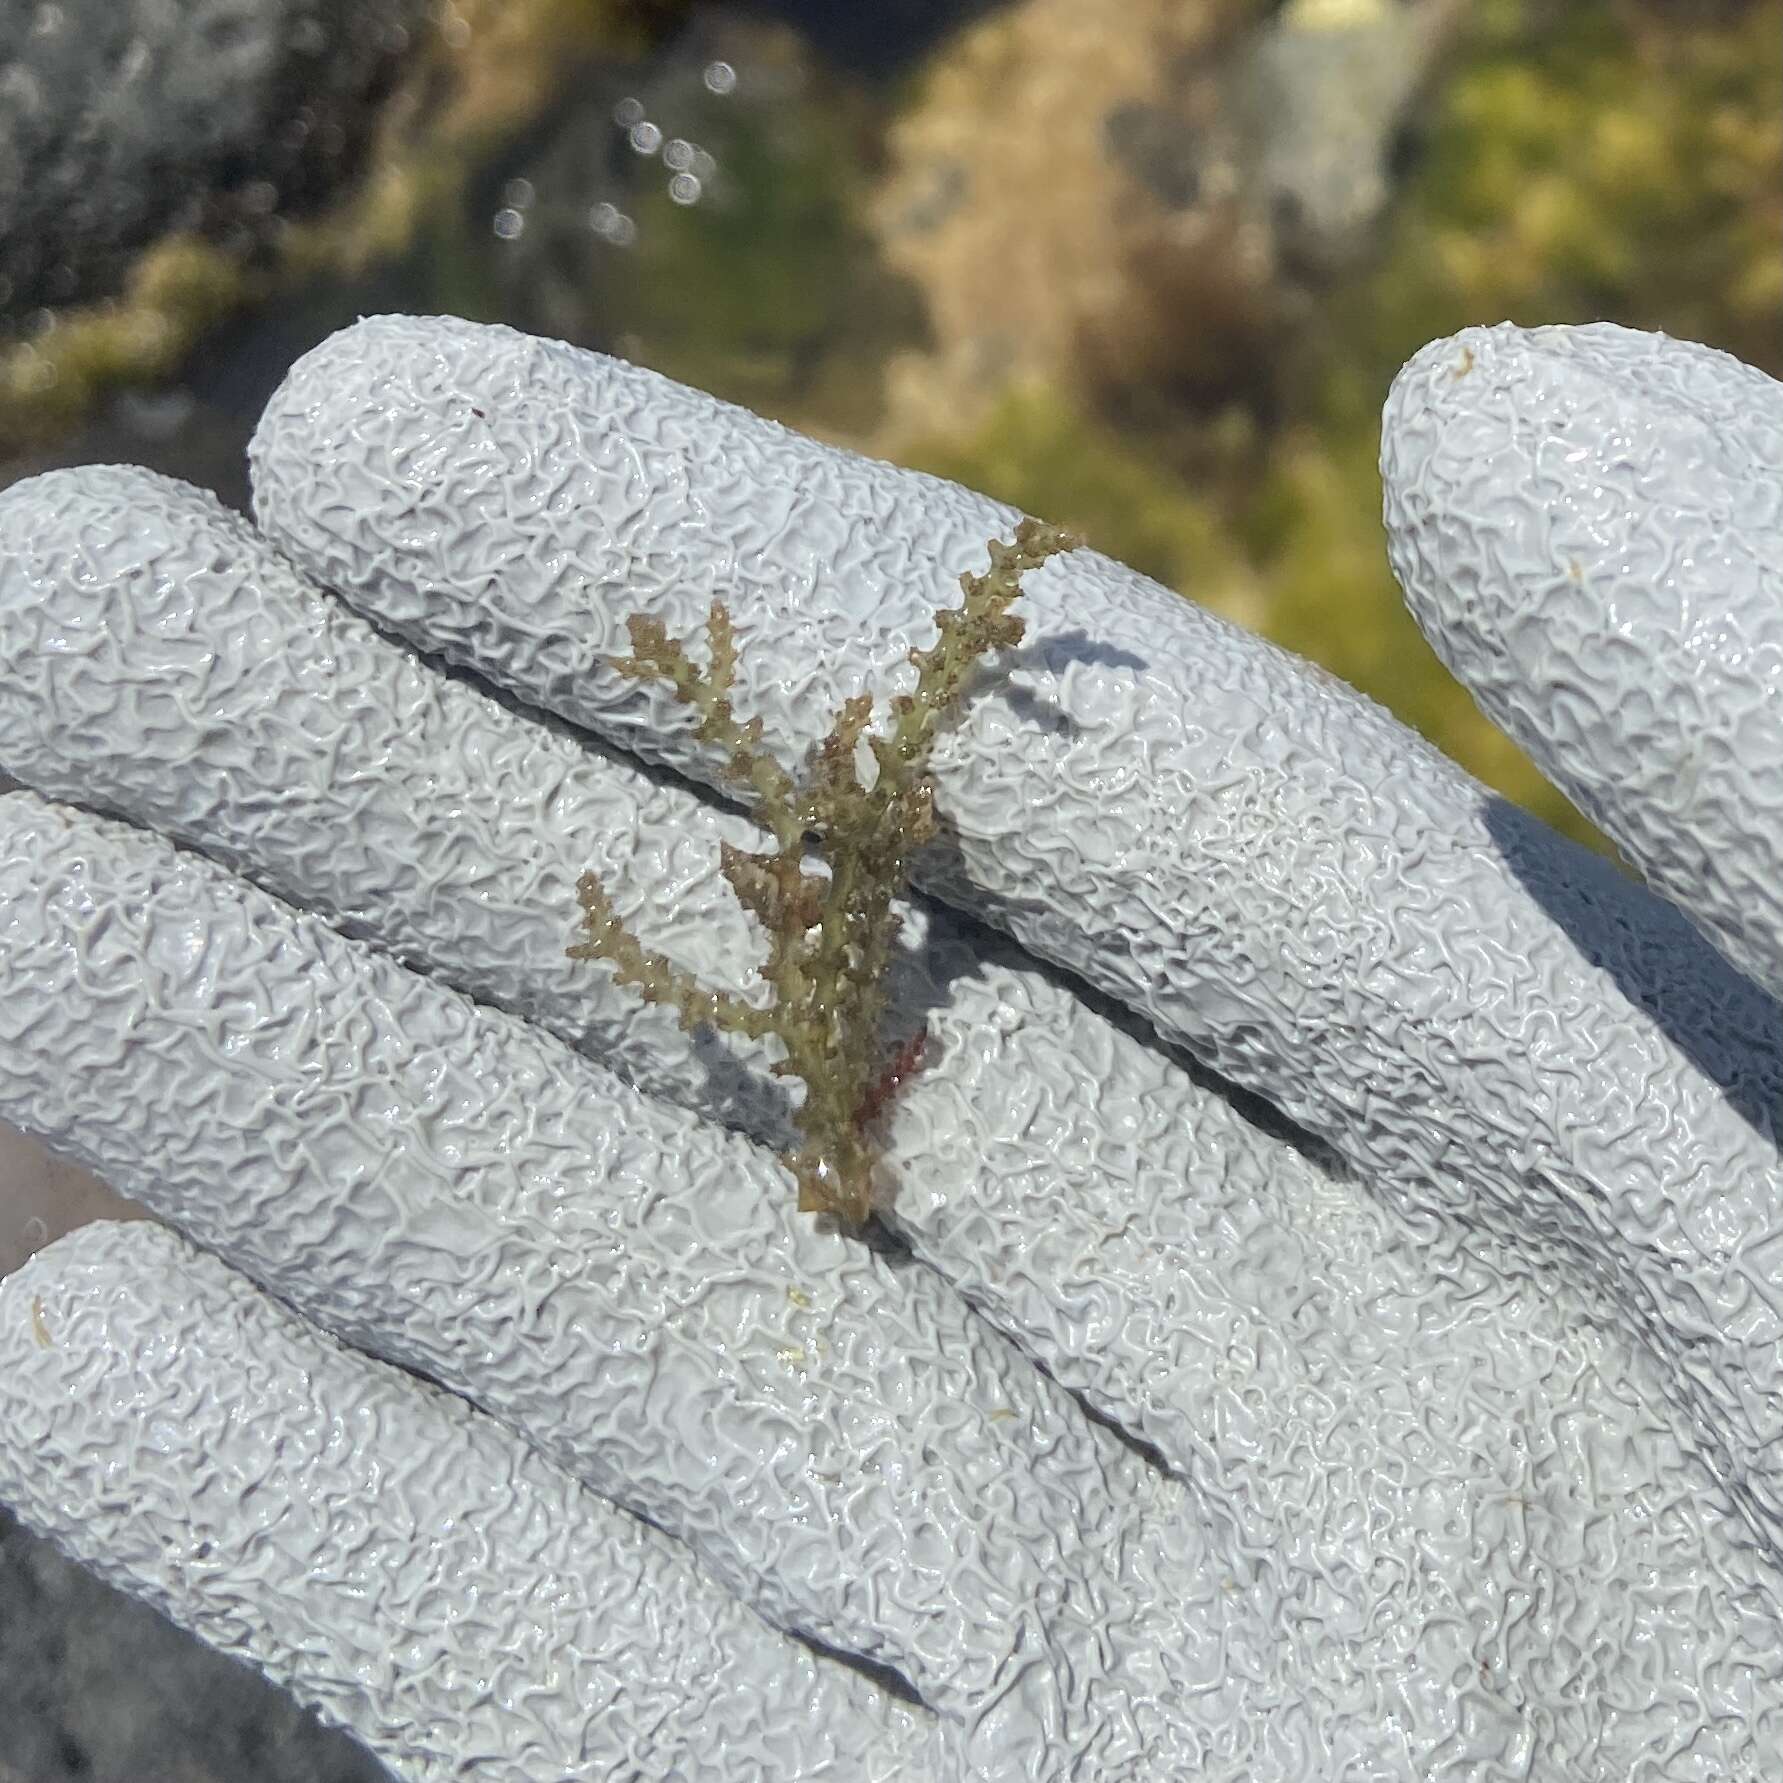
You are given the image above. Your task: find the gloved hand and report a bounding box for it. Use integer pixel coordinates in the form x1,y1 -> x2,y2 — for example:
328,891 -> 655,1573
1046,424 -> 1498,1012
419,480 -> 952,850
0,313 -> 1780,1782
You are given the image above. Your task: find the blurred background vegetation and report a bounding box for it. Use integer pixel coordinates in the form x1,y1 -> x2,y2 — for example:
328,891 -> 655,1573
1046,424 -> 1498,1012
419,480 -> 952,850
0,4 -> 1778,1775
2,0 -> 1778,842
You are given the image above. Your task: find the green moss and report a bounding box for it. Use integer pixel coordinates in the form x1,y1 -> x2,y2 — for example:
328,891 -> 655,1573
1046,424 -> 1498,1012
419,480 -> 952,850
0,238 -> 247,451
1178,0 -> 1780,855
902,382 -> 1253,615
1323,0 -> 1783,398
602,66 -> 925,436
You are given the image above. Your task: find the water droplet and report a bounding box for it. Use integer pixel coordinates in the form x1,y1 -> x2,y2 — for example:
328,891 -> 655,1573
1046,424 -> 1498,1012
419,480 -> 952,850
588,202 -> 637,246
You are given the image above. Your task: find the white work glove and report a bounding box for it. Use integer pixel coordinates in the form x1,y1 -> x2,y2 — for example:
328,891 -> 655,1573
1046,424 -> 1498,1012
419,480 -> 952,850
1,314 -> 1780,1781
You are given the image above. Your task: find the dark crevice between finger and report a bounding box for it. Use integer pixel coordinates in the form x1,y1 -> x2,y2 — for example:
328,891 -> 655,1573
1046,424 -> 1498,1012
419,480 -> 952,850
1071,1388 -> 1173,1480
327,1342 -> 936,1711
916,872 -> 1354,1183
875,1211 -> 1182,1487
786,1628 -> 927,1709
851,1211 -> 915,1261
1025,1347 -> 1174,1481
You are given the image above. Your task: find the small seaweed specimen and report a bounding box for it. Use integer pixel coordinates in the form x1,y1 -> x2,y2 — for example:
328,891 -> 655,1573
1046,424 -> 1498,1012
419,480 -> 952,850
568,518 -> 1080,1224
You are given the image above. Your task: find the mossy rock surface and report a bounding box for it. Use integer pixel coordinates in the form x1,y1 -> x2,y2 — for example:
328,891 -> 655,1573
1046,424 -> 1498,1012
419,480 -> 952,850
893,0 -> 1781,853
0,0 -> 691,452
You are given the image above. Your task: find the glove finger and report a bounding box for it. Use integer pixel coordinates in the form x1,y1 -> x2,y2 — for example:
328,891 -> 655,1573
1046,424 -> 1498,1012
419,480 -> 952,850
4,467 -> 1774,1773
0,461 -> 799,1149
0,791 -> 1284,1782
891,913 -> 1783,1774
1383,322 -> 1783,1004
250,315 -> 1783,1573
0,1220 -> 943,1783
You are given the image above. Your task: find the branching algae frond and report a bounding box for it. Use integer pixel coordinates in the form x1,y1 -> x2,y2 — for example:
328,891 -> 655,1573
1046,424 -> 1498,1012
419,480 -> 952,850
568,519 -> 1080,1224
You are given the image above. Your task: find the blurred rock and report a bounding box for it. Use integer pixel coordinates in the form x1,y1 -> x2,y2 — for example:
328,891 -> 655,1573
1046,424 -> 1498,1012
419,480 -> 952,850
869,0 -> 1466,437
1229,0 -> 1469,279
479,15 -> 923,436
0,1509 -> 387,1783
0,0 -> 696,466
744,0 -> 1005,72
0,0 -> 424,322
